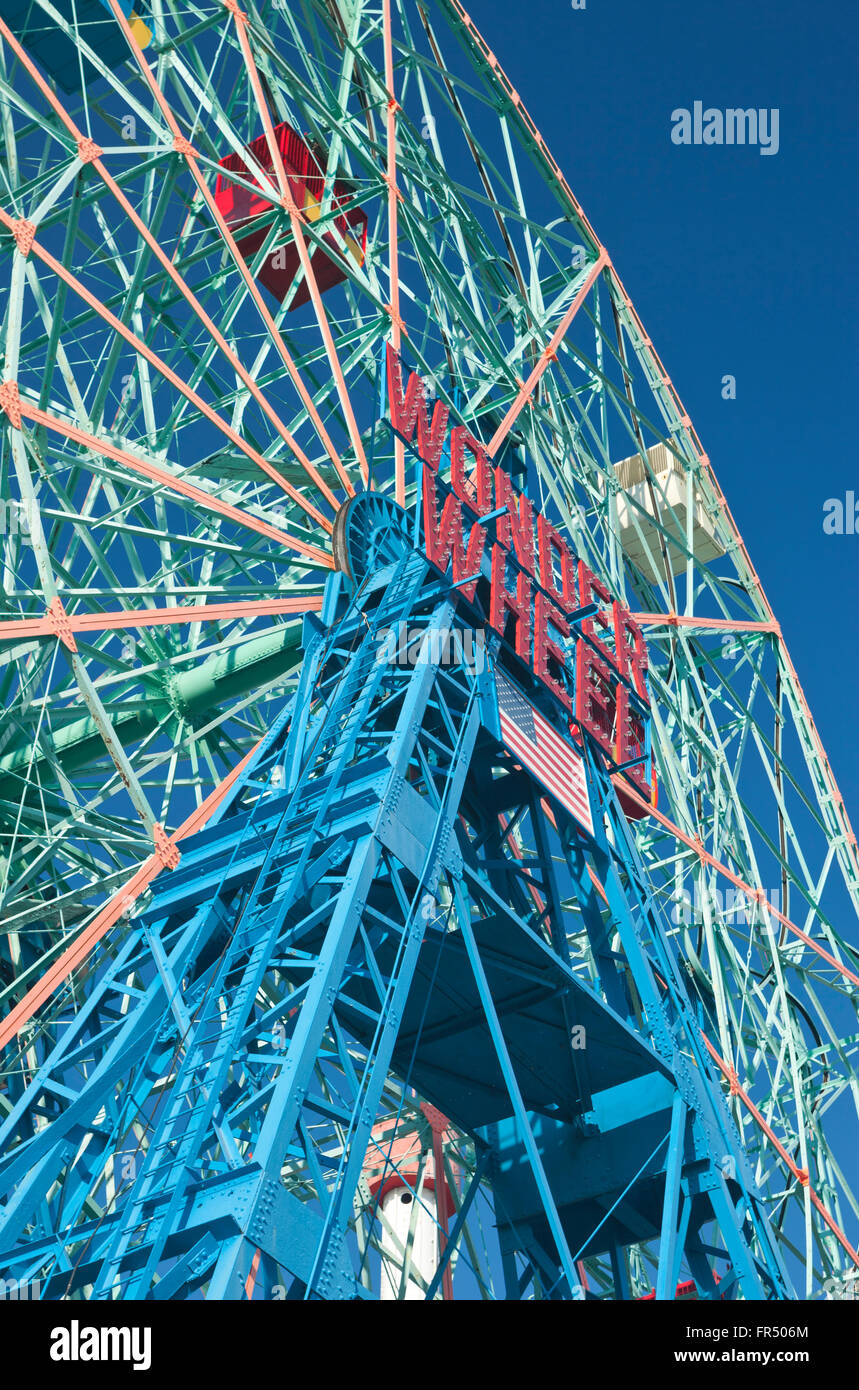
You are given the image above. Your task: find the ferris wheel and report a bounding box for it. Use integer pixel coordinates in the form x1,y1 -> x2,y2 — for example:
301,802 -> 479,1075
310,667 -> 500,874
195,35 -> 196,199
0,0 -> 856,1302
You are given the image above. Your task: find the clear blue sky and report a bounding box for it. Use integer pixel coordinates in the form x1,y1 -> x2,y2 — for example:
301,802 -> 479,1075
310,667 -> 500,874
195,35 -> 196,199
464,0 -> 858,816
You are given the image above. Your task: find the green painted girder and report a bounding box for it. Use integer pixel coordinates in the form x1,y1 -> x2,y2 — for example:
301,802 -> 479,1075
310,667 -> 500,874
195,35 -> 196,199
0,621 -> 302,783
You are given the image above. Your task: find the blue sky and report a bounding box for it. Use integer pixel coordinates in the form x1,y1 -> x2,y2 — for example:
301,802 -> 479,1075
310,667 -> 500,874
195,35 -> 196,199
464,0 -> 858,816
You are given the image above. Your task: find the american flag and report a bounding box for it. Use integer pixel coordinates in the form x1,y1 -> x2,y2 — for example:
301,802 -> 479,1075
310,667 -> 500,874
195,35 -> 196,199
495,671 -> 594,837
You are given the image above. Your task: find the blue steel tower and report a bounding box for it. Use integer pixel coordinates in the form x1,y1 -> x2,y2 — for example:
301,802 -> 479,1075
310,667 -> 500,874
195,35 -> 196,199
0,480 -> 793,1299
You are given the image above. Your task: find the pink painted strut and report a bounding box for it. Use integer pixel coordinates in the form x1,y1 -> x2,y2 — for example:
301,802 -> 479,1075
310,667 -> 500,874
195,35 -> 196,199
0,594 -> 323,642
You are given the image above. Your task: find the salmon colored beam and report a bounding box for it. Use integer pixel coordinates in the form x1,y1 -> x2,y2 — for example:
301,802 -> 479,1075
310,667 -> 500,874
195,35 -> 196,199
244,1247 -> 262,1300
0,594 -> 323,643
229,5 -> 370,486
615,777 -> 859,990
0,12 -> 344,515
3,26 -> 339,518
0,205 -> 333,535
103,0 -> 355,500
632,612 -> 780,635
95,161 -> 343,516
702,1037 -> 859,1269
0,739 -> 260,1054
486,248 -> 609,459
0,389 -> 333,569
